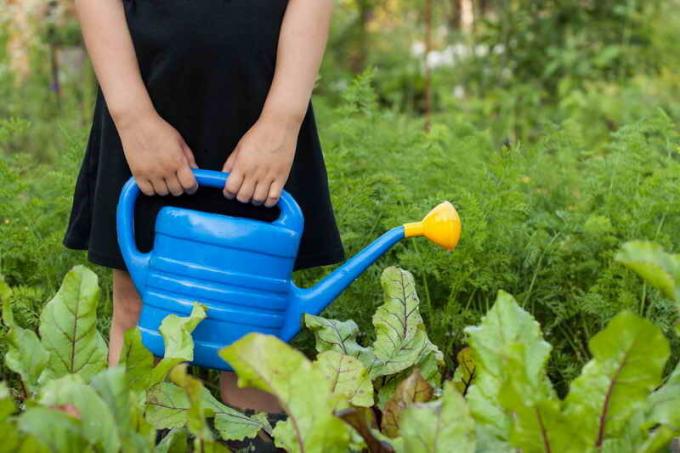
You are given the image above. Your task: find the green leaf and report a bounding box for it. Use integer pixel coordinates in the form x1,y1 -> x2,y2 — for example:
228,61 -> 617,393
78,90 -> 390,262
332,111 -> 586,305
201,384 -> 271,441
165,366 -> 232,453
214,410 -> 271,443
90,367 -> 155,451
169,364 -> 213,447
501,374 -> 581,453
119,328 -> 155,391
497,344 -> 581,451
474,427 -> 514,453
16,435 -> 51,453
398,382 -> 476,453
381,369 -> 434,438
0,382 -> 15,420
452,347 -> 476,395
146,382 -> 194,430
371,267 -> 442,379
0,278 -> 10,305
564,311 -> 670,449
2,289 -> 49,393
375,344 -> 443,408
38,374 -> 121,453
146,380 -> 268,442
616,241 -> 680,302
17,407 -> 90,453
315,350 -> 374,408
602,411 -> 666,453
154,429 -> 188,453
220,333 -> 351,453
336,407 -> 395,453
647,361 -> 680,431
160,304 -> 207,361
38,266 -> 107,381
464,291 -> 554,443
149,304 -> 207,386
0,382 -> 19,453
305,314 -> 378,373
411,341 -> 444,389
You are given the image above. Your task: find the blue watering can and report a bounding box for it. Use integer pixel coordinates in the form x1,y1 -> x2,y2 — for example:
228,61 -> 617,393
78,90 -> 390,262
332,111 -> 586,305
117,169 -> 461,370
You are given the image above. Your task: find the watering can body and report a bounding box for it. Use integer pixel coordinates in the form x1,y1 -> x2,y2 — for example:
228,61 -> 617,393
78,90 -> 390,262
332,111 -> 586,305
117,169 -> 461,370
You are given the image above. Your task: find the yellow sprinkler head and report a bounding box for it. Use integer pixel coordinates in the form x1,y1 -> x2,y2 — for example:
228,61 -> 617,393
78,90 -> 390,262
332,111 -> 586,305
403,201 -> 461,251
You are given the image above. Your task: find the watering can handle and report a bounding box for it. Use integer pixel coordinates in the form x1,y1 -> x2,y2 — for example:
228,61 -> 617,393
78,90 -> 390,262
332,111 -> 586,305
116,169 -> 303,289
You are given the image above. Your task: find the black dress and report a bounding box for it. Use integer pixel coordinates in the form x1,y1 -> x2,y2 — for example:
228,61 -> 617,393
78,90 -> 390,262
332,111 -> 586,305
64,0 -> 344,271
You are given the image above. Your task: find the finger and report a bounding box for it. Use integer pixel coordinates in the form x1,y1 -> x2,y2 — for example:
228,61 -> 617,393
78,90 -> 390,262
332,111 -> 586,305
224,171 -> 244,199
137,178 -> 155,197
236,176 -> 256,204
151,178 -> 169,196
165,175 -> 184,197
177,166 -> 198,194
265,180 -> 284,208
182,145 -> 198,169
223,149 -> 238,173
251,179 -> 272,206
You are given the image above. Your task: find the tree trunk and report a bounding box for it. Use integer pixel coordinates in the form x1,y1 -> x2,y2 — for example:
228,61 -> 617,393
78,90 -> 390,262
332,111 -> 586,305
49,40 -> 61,107
351,0 -> 374,73
460,0 -> 474,32
448,0 -> 461,31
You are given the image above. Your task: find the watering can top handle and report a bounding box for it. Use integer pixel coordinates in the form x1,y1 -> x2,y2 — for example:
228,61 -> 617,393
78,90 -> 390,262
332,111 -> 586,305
119,168 -> 303,231
187,169 -> 303,228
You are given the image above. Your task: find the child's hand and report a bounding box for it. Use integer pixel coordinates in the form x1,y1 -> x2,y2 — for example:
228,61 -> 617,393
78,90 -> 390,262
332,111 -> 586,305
222,116 -> 298,207
116,110 -> 198,196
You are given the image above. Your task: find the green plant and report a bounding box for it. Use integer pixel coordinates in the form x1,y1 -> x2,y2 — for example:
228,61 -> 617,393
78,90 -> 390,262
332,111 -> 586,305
224,257 -> 680,452
3,246 -> 680,452
616,240 -> 680,334
1,266 -> 270,451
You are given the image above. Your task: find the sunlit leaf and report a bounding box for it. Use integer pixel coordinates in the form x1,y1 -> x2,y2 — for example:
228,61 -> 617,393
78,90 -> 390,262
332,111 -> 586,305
38,374 -> 119,452
146,383 -> 193,430
371,267 -> 442,380
149,303 -> 207,386
118,328 -> 155,391
616,241 -> 680,302
315,350 -> 374,408
647,361 -> 680,431
398,382 -> 476,453
564,311 -> 670,449
38,266 -> 107,381
220,333 -> 351,453
146,380 -> 268,442
464,291 -> 554,443
90,367 -> 154,451
17,407 -> 89,452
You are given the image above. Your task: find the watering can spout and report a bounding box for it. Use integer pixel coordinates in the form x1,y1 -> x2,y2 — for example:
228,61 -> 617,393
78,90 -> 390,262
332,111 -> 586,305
402,201 -> 462,250
281,201 -> 461,341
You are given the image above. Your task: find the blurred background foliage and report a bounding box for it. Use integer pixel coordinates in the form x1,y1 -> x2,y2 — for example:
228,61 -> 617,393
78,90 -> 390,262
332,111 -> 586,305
1,0 -> 679,392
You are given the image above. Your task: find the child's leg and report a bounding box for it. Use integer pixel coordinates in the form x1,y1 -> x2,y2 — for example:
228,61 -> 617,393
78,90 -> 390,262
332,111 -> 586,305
220,372 -> 282,412
109,269 -> 142,365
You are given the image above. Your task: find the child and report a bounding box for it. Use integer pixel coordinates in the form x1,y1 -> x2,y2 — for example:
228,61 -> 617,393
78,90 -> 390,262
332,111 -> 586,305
64,0 -> 343,416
